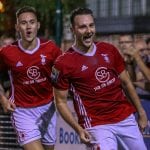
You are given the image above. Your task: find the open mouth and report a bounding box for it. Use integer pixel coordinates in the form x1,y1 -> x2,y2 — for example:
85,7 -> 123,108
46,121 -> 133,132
26,31 -> 32,36
83,33 -> 93,42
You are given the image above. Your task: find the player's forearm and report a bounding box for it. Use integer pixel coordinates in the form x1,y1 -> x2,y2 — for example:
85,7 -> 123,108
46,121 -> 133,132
125,81 -> 145,114
0,84 -> 6,101
120,71 -> 145,114
54,88 -> 84,134
56,101 -> 83,134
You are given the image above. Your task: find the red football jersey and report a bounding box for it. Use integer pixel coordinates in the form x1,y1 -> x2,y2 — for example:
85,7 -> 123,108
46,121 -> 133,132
53,42 -> 135,128
0,38 -> 61,107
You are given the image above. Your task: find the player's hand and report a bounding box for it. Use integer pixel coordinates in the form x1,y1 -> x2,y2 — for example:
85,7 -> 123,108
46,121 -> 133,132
138,109 -> 148,133
79,128 -> 91,144
1,96 -> 16,113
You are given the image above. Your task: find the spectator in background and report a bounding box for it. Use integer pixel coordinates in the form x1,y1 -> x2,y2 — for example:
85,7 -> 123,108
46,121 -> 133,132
145,37 -> 150,91
0,6 -> 61,150
124,39 -> 150,81
118,34 -> 137,100
124,38 -> 150,148
145,37 -> 150,71
124,39 -> 150,90
128,39 -> 149,93
0,34 -> 15,47
118,34 -> 134,63
52,7 -> 147,150
118,34 -> 136,81
122,38 -> 150,98
0,34 -> 15,97
119,35 -> 150,93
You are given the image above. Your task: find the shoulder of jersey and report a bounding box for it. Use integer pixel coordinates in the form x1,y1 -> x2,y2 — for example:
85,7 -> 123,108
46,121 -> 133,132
40,38 -> 56,47
56,47 -> 74,62
95,41 -> 116,50
95,41 -> 112,47
62,47 -> 75,56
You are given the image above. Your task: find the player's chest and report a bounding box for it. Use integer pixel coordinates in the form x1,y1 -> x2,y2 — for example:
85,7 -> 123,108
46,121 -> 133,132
4,50 -> 53,71
72,53 -> 115,79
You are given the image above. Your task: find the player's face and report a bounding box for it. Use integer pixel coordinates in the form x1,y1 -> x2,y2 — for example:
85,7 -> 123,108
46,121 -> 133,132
15,12 -> 40,43
72,14 -> 95,51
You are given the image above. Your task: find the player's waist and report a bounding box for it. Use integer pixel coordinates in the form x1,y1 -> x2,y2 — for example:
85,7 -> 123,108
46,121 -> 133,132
9,97 -> 53,108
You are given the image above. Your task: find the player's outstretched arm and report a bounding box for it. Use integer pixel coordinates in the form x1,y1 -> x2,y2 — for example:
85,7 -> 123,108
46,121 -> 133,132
53,88 -> 91,144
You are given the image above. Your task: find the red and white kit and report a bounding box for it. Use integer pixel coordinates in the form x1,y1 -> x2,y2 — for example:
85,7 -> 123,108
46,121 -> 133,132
53,42 -> 135,128
0,38 -> 61,107
52,42 -> 147,150
0,38 -> 61,145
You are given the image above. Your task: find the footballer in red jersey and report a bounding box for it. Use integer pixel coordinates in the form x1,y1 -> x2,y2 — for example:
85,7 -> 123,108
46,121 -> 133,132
0,6 -> 61,150
0,38 -> 61,108
52,7 -> 147,150
53,42 -> 135,128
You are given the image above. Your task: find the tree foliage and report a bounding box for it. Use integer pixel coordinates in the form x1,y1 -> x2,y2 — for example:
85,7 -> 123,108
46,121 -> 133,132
0,0 -> 86,38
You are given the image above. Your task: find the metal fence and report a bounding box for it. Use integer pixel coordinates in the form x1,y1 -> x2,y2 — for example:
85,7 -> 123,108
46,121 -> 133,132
0,107 -> 22,150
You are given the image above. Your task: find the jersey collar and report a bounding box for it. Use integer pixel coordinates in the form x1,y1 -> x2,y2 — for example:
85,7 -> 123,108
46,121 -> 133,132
18,38 -> 40,54
72,43 -> 96,56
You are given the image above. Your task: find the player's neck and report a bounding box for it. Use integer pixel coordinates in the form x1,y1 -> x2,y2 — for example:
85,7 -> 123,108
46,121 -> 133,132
73,43 -> 94,54
20,38 -> 38,51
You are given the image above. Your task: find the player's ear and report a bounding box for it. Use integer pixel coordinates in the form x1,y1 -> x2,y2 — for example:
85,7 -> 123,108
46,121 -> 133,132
37,22 -> 40,30
15,24 -> 19,32
70,25 -> 74,34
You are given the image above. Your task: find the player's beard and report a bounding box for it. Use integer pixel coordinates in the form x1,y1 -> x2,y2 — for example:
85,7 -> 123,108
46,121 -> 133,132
81,33 -> 94,49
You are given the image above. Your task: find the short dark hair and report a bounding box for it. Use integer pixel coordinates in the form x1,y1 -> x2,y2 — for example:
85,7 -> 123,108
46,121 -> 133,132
16,6 -> 38,20
70,7 -> 94,26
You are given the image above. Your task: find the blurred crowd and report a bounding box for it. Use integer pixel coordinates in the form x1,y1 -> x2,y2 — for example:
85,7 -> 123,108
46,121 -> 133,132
118,34 -> 150,95
117,34 -> 150,135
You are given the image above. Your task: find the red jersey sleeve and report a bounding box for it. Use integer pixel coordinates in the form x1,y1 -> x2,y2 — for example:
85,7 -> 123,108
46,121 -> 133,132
52,54 -> 70,90
113,45 -> 125,74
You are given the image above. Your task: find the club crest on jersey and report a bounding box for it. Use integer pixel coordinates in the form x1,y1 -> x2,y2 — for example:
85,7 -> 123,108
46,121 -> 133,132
51,66 -> 60,83
101,54 -> 110,63
40,54 -> 46,65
